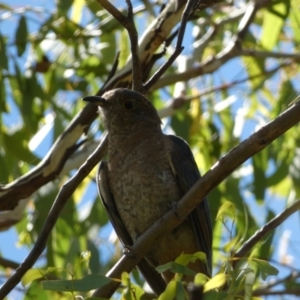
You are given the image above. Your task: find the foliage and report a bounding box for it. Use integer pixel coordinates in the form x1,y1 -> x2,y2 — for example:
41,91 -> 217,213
0,0 -> 300,299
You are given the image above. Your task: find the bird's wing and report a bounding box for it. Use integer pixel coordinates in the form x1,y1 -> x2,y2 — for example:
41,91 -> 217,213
166,135 -> 212,275
97,161 -> 166,295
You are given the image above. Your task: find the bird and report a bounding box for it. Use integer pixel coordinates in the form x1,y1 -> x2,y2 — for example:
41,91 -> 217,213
83,88 -> 212,295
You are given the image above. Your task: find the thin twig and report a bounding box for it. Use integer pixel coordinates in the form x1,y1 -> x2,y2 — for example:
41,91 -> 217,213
234,200 -> 300,260
254,271 -> 300,291
97,0 -> 143,92
125,0 -> 143,92
144,0 -> 197,91
152,0 -> 268,91
158,63 -> 284,119
251,272 -> 300,296
182,63 -> 283,101
96,0 -> 129,28
0,257 -> 19,270
0,135 -> 108,298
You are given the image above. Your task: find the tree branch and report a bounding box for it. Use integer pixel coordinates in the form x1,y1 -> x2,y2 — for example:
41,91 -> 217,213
96,0 -> 129,28
0,104 -> 98,211
0,257 -> 20,270
97,0 -> 144,92
144,0 -> 196,90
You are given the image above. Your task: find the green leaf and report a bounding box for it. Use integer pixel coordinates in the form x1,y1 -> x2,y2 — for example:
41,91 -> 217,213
15,15 -> 28,56
22,269 -> 45,287
174,252 -> 207,266
0,34 -> 8,69
242,57 -> 265,89
252,150 -> 268,203
121,271 -> 130,286
223,235 -> 241,253
121,272 -> 145,300
272,80 -> 297,118
203,274 -> 227,292
266,160 -> 289,187
194,273 -> 209,285
257,211 -> 275,258
22,267 -> 58,286
158,280 -> 177,300
290,147 -> 300,195
42,274 -> 113,291
3,130 -> 38,164
176,281 -> 186,300
171,110 -> 192,142
156,262 -> 196,276
215,200 -> 236,221
260,1 -> 290,50
24,281 -> 51,300
119,29 -> 130,68
57,0 -> 74,16
82,196 -> 109,228
0,72 -> 7,113
290,8 -> 300,43
252,259 -> 279,280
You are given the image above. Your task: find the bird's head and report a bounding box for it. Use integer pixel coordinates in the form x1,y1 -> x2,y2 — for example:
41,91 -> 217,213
83,88 -> 161,134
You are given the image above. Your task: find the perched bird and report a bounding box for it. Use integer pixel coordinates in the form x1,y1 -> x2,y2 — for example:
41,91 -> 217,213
83,88 -> 212,294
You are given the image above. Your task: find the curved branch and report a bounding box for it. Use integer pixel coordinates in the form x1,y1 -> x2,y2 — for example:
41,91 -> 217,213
0,104 -> 97,211
234,200 -> 300,260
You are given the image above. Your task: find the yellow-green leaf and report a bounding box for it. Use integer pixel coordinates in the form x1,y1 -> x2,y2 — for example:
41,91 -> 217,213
194,273 -> 209,285
175,252 -> 206,265
260,2 -> 289,50
251,258 -> 279,280
15,15 -> 28,56
22,269 -> 44,287
42,274 -> 113,291
156,261 -> 196,276
203,274 -> 227,292
216,200 -> 236,220
22,267 -> 58,287
158,280 -> 177,300
70,0 -> 85,24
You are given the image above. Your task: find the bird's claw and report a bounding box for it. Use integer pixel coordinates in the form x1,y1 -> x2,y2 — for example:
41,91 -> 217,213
123,246 -> 137,258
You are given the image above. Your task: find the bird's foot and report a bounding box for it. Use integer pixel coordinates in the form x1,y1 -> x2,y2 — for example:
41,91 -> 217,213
123,246 -> 137,258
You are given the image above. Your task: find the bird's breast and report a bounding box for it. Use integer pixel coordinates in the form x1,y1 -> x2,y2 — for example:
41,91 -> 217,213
108,137 -> 181,240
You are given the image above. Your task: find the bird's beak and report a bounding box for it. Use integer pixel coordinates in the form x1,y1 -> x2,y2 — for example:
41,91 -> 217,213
82,96 -> 108,107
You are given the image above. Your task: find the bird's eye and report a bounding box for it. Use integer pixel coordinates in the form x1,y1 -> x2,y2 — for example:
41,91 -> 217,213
123,99 -> 135,110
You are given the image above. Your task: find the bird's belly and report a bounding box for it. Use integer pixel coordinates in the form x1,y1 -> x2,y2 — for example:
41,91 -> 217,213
110,163 -> 179,238
109,162 -> 198,268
